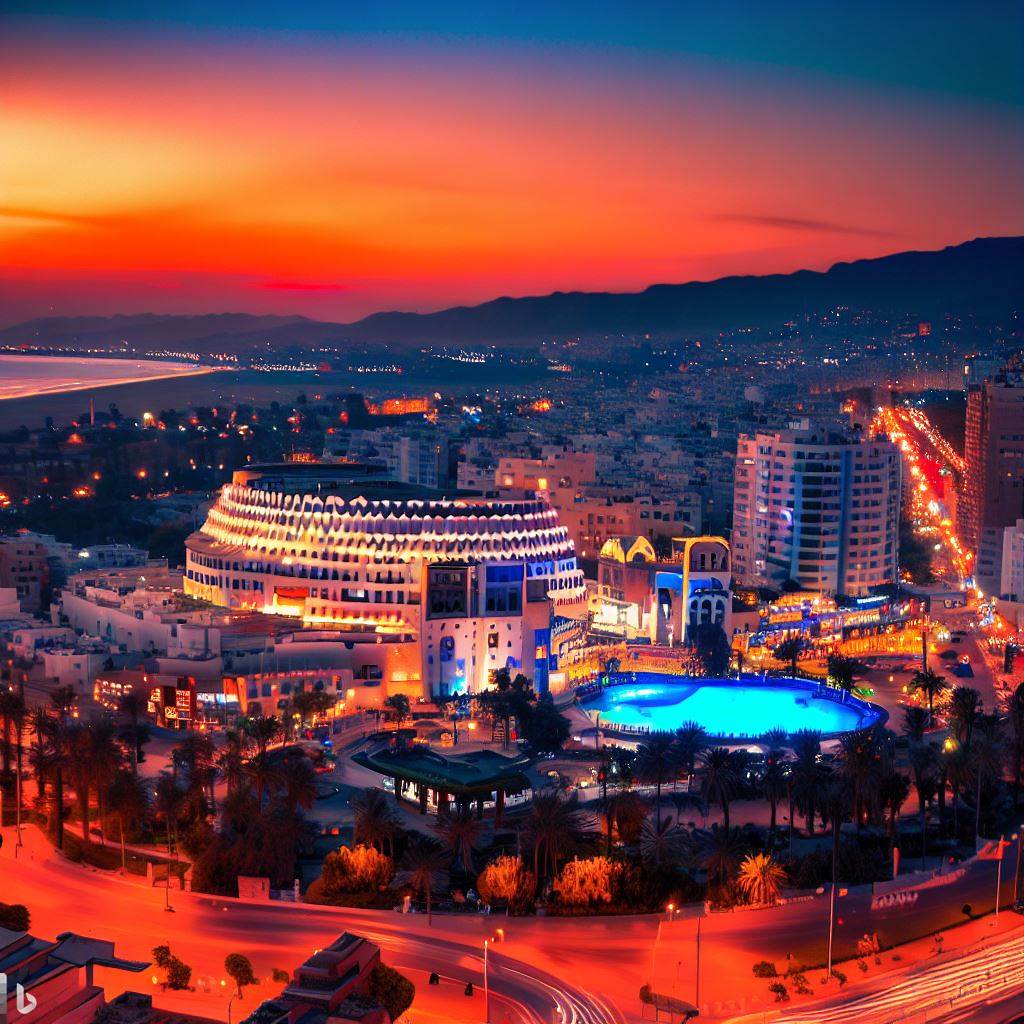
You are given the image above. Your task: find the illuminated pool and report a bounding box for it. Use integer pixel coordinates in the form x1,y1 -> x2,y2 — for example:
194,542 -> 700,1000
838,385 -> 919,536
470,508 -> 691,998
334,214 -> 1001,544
582,673 -> 883,740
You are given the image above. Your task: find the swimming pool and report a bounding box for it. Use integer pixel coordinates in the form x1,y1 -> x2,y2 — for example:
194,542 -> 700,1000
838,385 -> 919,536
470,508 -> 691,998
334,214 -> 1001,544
581,673 -> 883,740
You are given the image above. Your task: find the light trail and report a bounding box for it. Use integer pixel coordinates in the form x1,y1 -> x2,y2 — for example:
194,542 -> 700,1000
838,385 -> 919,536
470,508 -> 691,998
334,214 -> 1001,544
770,931 -> 1024,1024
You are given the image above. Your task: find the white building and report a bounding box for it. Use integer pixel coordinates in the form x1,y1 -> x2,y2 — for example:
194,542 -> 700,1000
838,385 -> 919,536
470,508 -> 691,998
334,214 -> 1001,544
732,420 -> 901,596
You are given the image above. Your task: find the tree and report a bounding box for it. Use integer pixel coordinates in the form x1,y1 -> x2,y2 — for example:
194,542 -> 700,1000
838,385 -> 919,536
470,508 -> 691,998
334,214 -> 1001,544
107,770 -> 149,873
307,844 -> 394,903
551,856 -> 622,908
49,684 -> 78,723
673,722 -> 709,785
434,805 -> 484,874
909,742 -> 938,868
827,655 -> 860,693
0,903 -> 29,932
118,691 -> 150,772
29,710 -> 66,849
521,791 -> 592,884
878,769 -> 911,857
0,688 -> 24,781
902,706 -> 930,743
351,787 -> 398,856
522,693 -> 570,753
760,751 -> 788,845
701,827 -> 749,900
699,746 -> 743,831
635,732 -> 678,821
152,945 -> 192,990
790,729 -> 823,834
224,953 -> 257,999
368,963 -> 415,1022
395,837 -> 450,925
737,853 -> 787,905
910,668 -> 948,723
693,622 -> 731,677
477,855 -> 536,913
837,728 -> 883,830
290,689 -> 334,731
948,686 -> 981,749
639,815 -> 690,868
1008,682 -> 1024,807
383,694 -> 411,726
774,637 -> 804,674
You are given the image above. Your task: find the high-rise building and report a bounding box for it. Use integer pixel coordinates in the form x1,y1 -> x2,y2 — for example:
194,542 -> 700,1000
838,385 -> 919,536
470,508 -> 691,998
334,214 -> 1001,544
959,370 -> 1024,595
732,420 -> 900,596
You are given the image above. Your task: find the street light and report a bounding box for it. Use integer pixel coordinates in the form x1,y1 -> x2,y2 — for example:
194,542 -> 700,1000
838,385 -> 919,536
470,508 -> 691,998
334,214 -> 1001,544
483,937 -> 490,1024
995,833 -> 1017,921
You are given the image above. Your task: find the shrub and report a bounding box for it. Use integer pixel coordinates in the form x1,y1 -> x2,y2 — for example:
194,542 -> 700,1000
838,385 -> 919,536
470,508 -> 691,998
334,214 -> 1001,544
551,857 -> 622,908
477,855 -> 536,913
368,963 -> 415,1021
769,982 -> 789,1002
752,961 -> 778,979
0,903 -> 30,932
152,944 -> 192,990
306,845 -> 395,906
271,968 -> 290,984
790,971 -> 812,996
832,969 -> 847,988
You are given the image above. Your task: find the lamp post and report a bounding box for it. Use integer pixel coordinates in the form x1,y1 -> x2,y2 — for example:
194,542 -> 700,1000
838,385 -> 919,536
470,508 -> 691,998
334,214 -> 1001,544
483,937 -> 490,1024
995,833 -> 1017,921
1014,827 -> 1024,907
695,908 -> 703,1013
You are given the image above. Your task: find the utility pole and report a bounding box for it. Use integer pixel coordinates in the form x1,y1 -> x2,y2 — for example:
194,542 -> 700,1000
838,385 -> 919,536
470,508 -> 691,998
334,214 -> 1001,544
483,938 -> 490,1024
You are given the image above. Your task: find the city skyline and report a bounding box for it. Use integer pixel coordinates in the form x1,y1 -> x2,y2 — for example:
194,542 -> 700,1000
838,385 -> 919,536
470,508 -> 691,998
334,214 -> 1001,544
2,1 -> 1023,324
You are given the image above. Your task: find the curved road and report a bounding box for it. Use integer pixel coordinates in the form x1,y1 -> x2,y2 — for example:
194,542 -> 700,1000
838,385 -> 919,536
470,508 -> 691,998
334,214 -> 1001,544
1,829 -> 623,1024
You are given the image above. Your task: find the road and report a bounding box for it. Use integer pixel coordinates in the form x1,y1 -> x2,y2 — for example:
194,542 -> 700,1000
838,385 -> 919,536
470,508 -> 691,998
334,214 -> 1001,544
2,827 -> 626,1024
767,928 -> 1024,1024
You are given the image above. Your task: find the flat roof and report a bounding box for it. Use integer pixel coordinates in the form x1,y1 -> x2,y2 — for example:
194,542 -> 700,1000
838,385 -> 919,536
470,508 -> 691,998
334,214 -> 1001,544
354,746 -> 532,795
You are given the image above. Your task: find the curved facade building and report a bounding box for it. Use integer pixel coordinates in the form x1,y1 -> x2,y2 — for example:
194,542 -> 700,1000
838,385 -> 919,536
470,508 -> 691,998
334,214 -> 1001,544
184,464 -> 586,696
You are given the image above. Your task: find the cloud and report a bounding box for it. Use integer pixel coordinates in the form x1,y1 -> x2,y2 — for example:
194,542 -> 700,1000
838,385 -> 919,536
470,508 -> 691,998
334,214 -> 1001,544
712,214 -> 895,238
255,279 -> 350,293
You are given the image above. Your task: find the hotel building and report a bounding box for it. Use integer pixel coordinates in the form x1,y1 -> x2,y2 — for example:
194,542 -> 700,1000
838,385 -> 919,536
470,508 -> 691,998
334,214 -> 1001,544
732,421 -> 900,596
184,463 -> 586,698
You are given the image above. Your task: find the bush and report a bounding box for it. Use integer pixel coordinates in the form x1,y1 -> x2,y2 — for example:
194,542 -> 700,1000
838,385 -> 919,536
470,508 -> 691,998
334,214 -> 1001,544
790,971 -> 812,996
832,969 -> 847,988
368,963 -> 415,1021
152,944 -> 192,990
752,961 -> 778,979
769,982 -> 789,1002
551,857 -> 621,908
477,855 -> 536,914
271,968 -> 290,984
0,903 -> 30,932
306,845 -> 395,907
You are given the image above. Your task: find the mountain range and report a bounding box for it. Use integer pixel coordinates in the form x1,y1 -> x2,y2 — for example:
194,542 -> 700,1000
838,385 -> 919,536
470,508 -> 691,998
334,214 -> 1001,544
2,237 -> 1021,353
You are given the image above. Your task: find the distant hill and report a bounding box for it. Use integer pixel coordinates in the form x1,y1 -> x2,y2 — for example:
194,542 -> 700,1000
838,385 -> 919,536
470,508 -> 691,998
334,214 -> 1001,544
2,237 -> 1021,351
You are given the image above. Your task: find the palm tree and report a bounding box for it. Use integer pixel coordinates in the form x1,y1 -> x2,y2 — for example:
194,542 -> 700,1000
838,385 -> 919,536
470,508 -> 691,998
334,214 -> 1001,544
760,754 -> 788,845
827,655 -> 860,693
837,728 -> 882,830
351,787 -> 398,856
774,637 -> 804,674
604,789 -> 648,846
948,686 -> 981,750
521,791 -> 592,884
909,742 -> 938,868
701,826 -> 749,898
1008,682 -> 1024,808
639,815 -> 691,868
737,852 -> 787,905
65,722 -> 98,845
117,691 -> 150,773
634,732 -> 677,821
790,729 -> 822,834
699,746 -> 742,831
242,714 -> 283,760
434,805 -> 485,873
273,749 -> 317,815
9,694 -> 27,846
29,710 -> 66,849
969,715 -> 1004,847
216,730 -> 247,805
107,770 -> 149,872
395,837 -> 450,925
878,769 -> 911,858
910,668 -> 948,724
49,684 -> 77,724
0,688 -> 23,780
902,706 -> 930,743
673,722 -> 709,786
88,719 -> 124,844
154,773 -> 187,858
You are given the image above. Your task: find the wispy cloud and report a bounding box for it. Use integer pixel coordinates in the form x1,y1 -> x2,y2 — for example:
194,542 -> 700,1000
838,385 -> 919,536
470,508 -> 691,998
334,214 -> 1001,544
712,214 -> 895,239
255,279 -> 349,293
